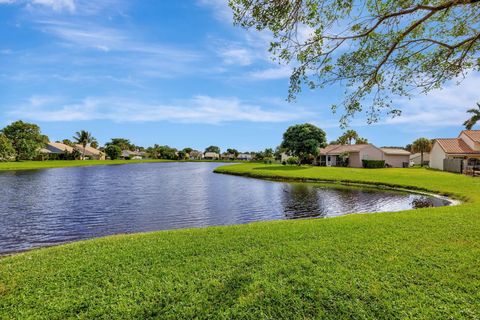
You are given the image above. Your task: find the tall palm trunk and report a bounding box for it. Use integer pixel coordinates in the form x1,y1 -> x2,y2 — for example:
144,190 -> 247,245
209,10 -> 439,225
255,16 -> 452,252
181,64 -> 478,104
420,151 -> 424,167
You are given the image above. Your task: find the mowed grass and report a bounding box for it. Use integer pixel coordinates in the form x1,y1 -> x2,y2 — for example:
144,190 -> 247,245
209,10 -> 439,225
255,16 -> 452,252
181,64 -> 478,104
0,159 -> 171,171
1,164 -> 480,319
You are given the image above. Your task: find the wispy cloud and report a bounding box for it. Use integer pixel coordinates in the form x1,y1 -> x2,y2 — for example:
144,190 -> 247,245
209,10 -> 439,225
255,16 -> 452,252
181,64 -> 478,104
385,73 -> 480,127
249,66 -> 292,80
0,0 -> 76,12
8,95 -> 313,124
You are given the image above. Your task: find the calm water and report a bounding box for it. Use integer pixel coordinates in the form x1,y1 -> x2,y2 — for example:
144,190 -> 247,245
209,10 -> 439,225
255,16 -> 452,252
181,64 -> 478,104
0,162 -> 449,254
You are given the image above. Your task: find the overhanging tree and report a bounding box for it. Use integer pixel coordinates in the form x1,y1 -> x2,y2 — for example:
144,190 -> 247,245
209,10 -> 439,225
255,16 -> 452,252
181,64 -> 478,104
230,0 -> 480,125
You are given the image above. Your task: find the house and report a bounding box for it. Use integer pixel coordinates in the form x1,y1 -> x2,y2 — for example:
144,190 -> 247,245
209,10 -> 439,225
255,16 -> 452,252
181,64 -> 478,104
410,152 -> 430,166
204,152 -> 219,160
75,144 -> 105,160
221,153 -> 235,160
237,153 -> 252,161
380,148 -> 411,168
430,130 -> 480,171
280,152 -> 290,163
44,141 -> 74,154
189,150 -> 203,160
121,150 -> 144,160
319,144 -> 384,168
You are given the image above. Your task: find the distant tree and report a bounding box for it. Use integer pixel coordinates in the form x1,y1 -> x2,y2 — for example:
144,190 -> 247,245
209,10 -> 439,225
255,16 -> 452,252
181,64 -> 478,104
355,137 -> 369,144
412,138 -> 432,167
182,147 -> 193,154
105,145 -> 122,160
205,146 -> 220,154
0,133 -> 15,161
90,139 -> 99,149
148,145 -> 178,160
73,130 -> 94,160
464,102 -> 480,130
1,120 -> 46,161
281,123 -> 326,164
405,144 -> 413,152
177,150 -> 188,160
263,148 -> 274,158
62,139 -> 75,147
106,138 -> 135,151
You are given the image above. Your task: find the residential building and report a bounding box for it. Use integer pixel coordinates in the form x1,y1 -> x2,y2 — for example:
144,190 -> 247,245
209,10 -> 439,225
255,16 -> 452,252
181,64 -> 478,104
430,130 -> 480,171
204,152 -> 219,160
410,152 -> 430,166
75,144 -> 105,160
237,153 -> 252,161
44,141 -> 74,154
319,144 -> 384,168
380,148 -> 411,168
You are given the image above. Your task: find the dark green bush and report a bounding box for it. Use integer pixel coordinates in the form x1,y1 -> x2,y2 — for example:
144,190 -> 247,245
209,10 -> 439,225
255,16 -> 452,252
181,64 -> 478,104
362,159 -> 385,168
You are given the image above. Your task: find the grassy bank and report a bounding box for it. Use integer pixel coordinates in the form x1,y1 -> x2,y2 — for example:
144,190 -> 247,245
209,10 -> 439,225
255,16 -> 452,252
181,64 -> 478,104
0,159 -> 173,171
1,164 -> 479,319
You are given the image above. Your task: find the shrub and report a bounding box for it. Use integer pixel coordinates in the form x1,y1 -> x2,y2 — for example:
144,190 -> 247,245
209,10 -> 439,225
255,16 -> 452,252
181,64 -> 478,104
286,156 -> 299,165
362,159 -> 385,168
105,145 -> 122,160
282,161 -> 287,166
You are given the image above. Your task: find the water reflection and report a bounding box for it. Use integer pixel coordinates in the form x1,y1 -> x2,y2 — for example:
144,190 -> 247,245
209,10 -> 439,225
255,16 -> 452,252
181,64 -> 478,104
0,163 -> 450,254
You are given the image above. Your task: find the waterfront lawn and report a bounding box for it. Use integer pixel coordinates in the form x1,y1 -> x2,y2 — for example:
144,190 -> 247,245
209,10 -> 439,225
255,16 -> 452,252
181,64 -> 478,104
0,159 -> 171,171
1,164 -> 479,319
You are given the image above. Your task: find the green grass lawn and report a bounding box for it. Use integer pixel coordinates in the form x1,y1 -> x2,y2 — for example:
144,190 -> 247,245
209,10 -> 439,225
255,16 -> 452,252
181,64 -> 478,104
1,164 -> 480,319
0,159 -> 172,171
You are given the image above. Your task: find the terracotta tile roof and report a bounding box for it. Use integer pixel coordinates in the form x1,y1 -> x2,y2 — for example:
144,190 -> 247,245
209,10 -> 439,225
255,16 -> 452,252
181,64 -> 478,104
435,138 -> 479,154
461,130 -> 480,143
380,148 -> 411,155
320,144 -> 373,155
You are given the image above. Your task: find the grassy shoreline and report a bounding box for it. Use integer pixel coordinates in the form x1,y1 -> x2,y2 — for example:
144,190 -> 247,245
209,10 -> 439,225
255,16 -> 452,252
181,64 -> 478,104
1,163 -> 479,318
0,159 -> 239,171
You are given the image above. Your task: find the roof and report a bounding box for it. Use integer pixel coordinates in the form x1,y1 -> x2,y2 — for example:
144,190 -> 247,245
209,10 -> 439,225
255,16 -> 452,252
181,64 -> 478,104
320,144 -> 375,155
460,130 -> 480,143
435,138 -> 480,154
47,142 -> 74,153
410,152 -> 430,160
204,152 -> 219,157
39,148 -> 52,154
380,148 -> 411,156
75,144 -> 103,156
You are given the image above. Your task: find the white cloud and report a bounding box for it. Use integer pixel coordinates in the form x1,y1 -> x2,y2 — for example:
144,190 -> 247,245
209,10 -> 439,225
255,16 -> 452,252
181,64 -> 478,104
196,0 -> 232,22
218,47 -> 253,66
385,73 -> 480,127
8,95 -> 313,124
0,0 -> 76,12
249,66 -> 292,80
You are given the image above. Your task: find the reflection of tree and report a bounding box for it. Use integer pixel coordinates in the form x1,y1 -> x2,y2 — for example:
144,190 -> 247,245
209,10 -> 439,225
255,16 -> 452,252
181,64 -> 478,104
281,184 -> 325,219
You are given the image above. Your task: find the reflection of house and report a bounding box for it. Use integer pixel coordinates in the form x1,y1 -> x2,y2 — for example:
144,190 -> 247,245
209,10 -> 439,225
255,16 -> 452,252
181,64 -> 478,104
204,152 -> 219,160
410,152 -> 430,166
380,148 -> 411,168
319,144 -> 384,168
430,130 -> 480,171
75,144 -> 105,160
237,153 -> 252,161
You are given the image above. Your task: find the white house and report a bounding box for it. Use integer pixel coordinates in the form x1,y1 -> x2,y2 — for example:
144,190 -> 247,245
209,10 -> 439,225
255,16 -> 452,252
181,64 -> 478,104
380,148 -> 411,168
319,144 -> 385,168
410,152 -> 430,166
430,130 -> 480,171
204,152 -> 219,160
237,153 -> 252,161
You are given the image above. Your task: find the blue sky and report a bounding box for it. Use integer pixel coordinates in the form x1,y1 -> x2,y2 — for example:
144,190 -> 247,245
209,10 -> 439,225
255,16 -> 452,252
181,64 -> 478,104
0,0 -> 478,151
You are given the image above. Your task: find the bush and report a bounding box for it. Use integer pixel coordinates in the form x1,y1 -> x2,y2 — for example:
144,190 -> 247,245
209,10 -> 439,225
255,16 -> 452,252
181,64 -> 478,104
286,156 -> 299,165
362,159 -> 385,168
105,145 -> 122,160
282,161 -> 287,166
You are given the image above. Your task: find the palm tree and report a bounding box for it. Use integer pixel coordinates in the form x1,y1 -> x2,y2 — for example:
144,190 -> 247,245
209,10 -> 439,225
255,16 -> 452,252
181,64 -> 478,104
73,130 -> 94,160
463,102 -> 480,130
412,138 -> 432,167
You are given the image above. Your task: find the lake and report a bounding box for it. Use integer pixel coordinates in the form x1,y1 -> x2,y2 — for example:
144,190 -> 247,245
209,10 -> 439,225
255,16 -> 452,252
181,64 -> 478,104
0,162 -> 450,255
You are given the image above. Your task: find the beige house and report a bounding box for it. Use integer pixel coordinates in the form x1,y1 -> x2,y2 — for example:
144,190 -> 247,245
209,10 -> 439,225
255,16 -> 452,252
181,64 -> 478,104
75,144 -> 105,160
410,152 -> 430,166
430,130 -> 480,171
319,144 -> 385,168
204,152 -> 219,160
380,148 -> 411,168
